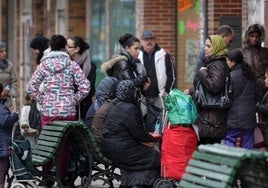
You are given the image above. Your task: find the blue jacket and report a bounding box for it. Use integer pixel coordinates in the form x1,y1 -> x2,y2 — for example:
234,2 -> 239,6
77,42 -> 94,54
0,98 -> 19,158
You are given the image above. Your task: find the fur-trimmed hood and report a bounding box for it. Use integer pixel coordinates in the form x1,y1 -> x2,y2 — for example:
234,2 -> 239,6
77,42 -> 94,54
242,23 -> 266,44
101,55 -> 128,74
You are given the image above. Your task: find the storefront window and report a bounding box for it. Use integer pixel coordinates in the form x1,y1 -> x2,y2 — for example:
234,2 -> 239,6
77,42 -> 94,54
90,0 -> 135,85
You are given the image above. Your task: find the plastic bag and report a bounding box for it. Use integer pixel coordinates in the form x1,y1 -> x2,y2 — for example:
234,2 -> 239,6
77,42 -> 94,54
165,88 -> 197,125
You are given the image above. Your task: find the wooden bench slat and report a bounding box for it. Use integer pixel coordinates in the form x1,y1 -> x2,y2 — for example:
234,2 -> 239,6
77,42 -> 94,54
179,180 -> 210,188
188,159 -> 236,175
182,174 -> 231,188
41,130 -> 64,137
186,166 -> 234,183
193,151 -> 241,167
32,154 -> 50,166
38,135 -> 61,142
42,125 -> 67,132
33,145 -> 55,153
34,140 -> 59,148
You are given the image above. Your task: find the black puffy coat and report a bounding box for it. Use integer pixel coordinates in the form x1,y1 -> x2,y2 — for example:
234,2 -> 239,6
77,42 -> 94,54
101,100 -> 160,171
105,47 -> 147,87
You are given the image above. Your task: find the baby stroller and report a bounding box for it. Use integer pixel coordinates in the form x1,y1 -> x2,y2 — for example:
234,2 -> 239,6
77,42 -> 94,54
8,139 -> 40,188
153,89 -> 198,188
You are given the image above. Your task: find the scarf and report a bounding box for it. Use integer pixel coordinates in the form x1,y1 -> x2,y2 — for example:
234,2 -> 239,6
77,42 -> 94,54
0,59 -> 8,70
76,50 -> 91,78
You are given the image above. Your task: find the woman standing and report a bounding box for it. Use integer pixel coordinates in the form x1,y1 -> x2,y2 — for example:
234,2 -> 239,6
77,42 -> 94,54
225,49 -> 256,149
101,33 -> 149,88
66,36 -> 96,120
27,35 -> 90,184
186,35 -> 230,144
27,34 -> 90,127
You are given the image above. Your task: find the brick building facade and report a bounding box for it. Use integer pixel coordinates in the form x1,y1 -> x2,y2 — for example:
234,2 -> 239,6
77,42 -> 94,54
0,0 -> 267,109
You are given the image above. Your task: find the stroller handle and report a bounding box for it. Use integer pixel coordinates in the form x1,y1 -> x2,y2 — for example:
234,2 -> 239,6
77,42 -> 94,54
11,97 -> 19,141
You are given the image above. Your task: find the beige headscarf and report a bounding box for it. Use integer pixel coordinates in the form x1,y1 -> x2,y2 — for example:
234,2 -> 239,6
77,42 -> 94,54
210,35 -> 228,56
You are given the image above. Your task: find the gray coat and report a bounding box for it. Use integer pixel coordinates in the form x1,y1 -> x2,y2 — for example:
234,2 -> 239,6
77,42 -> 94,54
0,59 -> 17,106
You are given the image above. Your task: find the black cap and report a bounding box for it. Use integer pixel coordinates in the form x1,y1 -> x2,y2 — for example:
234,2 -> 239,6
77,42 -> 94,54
141,30 -> 156,39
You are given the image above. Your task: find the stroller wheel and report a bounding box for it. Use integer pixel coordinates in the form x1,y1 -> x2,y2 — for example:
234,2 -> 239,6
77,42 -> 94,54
153,178 -> 173,188
10,183 -> 26,188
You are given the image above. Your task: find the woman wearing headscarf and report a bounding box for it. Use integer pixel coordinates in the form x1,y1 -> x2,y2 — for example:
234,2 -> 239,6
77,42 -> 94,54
0,42 -> 17,108
101,80 -> 160,188
186,35 -> 230,145
85,76 -> 119,128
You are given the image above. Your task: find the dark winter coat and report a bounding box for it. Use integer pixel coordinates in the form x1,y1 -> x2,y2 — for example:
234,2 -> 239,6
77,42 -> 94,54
227,64 -> 257,129
190,56 -> 230,138
241,24 -> 268,102
102,47 -> 147,87
0,98 -> 19,158
101,100 -> 160,171
257,91 -> 268,125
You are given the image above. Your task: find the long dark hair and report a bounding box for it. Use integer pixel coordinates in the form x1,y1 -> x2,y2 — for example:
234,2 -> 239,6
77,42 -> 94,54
227,49 -> 254,79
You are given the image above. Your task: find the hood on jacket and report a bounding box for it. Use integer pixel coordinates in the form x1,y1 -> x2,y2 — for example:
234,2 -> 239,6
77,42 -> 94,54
242,23 -> 266,44
41,51 -> 71,73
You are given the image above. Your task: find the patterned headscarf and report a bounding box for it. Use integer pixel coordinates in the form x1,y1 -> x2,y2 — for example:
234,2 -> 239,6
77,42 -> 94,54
116,80 -> 137,102
210,35 -> 228,56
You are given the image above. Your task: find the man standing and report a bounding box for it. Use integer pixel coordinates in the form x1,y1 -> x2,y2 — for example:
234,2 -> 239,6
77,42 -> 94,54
138,30 -> 175,132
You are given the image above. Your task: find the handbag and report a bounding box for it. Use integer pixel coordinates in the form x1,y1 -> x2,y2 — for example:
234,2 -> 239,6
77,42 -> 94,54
194,62 -> 232,110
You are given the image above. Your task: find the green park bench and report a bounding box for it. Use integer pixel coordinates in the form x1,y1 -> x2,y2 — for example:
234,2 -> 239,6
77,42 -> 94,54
179,143 -> 268,188
85,124 -> 121,187
29,120 -> 120,187
30,121 -> 92,187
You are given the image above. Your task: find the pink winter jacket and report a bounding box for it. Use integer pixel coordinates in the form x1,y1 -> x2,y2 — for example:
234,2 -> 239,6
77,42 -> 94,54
27,51 -> 90,117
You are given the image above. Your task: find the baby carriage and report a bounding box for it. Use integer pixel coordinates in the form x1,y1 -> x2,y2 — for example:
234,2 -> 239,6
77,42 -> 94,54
153,88 -> 198,188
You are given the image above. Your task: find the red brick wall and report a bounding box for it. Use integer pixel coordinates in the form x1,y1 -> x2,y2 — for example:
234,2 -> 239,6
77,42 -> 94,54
207,0 -> 243,35
68,0 -> 86,37
139,0 -> 176,59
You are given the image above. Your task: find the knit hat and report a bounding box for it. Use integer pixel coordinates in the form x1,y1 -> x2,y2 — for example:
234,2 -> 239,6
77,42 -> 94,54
116,80 -> 137,102
210,35 -> 228,56
30,36 -> 49,52
0,42 -> 6,50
